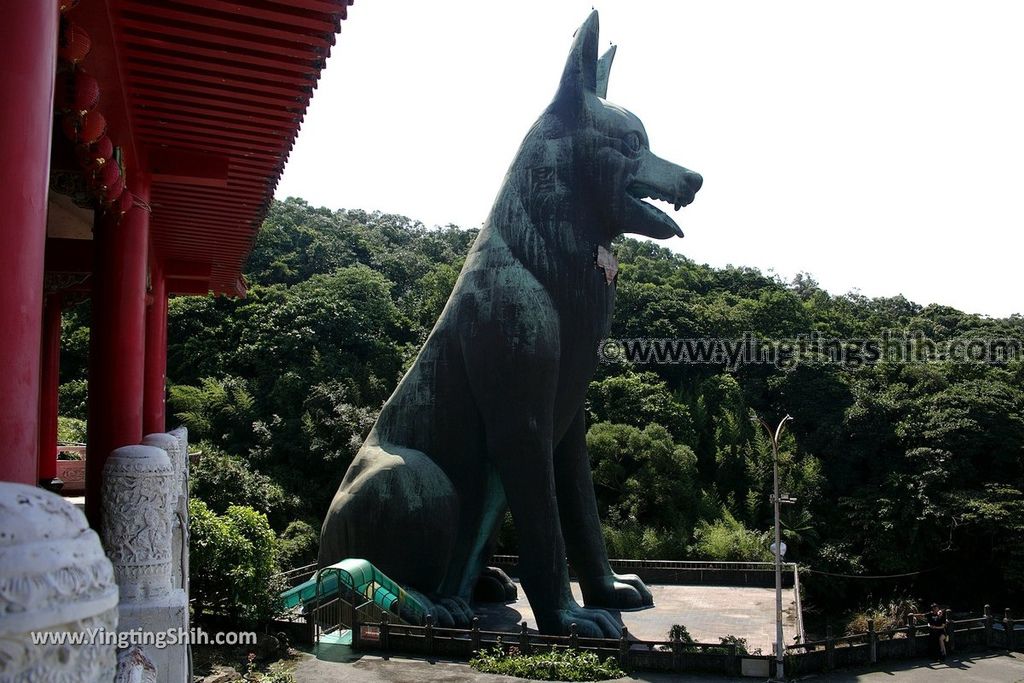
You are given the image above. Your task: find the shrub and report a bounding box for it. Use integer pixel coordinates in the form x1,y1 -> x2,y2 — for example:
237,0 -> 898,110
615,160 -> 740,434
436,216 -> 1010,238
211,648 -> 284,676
845,597 -> 919,635
189,499 -> 284,626
244,655 -> 294,683
712,634 -> 760,656
602,519 -> 687,561
277,520 -> 319,568
667,624 -> 695,645
690,511 -> 772,561
58,379 -> 88,421
57,416 -> 88,445
469,647 -> 625,681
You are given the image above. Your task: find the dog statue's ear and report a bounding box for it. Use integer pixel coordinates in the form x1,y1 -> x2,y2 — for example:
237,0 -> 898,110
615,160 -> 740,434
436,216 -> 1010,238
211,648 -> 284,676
596,45 -> 617,99
553,10 -> 600,110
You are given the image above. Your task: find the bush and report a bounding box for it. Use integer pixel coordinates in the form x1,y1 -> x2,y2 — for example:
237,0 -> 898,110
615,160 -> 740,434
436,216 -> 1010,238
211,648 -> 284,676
189,499 -> 284,626
244,656 -> 294,683
845,597 -> 919,635
58,379 -> 88,421
690,511 -> 772,561
277,520 -> 319,569
469,647 -> 624,681
667,624 -> 695,645
712,635 -> 760,656
57,416 -> 87,445
602,519 -> 687,561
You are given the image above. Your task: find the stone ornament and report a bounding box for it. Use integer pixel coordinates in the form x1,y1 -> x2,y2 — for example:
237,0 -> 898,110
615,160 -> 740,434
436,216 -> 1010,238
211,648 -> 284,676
142,433 -> 185,512
0,482 -> 119,682
115,645 -> 157,683
167,427 -> 190,591
101,445 -> 174,601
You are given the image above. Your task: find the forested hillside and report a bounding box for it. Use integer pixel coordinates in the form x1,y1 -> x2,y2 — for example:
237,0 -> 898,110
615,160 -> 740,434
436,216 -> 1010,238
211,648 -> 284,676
59,197 -> 1024,618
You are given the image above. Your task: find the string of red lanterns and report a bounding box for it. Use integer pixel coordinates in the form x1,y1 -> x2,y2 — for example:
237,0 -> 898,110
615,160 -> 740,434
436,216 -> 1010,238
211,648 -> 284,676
55,3 -> 135,219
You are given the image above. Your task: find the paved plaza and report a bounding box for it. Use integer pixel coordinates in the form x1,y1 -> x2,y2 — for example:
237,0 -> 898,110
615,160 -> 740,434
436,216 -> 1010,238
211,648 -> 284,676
473,581 -> 800,655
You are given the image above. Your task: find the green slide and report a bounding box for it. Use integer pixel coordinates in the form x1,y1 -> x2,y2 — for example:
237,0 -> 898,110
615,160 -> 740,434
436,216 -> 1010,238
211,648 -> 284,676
279,558 -> 427,622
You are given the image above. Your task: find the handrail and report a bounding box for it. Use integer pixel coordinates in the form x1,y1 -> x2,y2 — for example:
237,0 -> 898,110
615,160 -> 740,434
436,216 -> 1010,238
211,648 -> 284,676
489,554 -> 797,572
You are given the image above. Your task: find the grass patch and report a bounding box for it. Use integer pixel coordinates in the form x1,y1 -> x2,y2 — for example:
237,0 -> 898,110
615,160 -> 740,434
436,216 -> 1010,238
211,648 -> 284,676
469,647 -> 624,681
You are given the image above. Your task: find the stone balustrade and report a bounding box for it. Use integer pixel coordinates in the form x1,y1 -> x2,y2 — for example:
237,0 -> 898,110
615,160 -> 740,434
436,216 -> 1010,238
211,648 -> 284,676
103,429 -> 191,683
0,482 -> 119,682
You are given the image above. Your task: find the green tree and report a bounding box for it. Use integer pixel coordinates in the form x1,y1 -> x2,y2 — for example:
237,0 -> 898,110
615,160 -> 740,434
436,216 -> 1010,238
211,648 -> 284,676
189,500 -> 283,626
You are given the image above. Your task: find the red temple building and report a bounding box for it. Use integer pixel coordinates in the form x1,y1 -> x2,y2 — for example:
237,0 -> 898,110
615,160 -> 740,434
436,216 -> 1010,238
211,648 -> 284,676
1,0 -> 351,519
0,2 -> 352,679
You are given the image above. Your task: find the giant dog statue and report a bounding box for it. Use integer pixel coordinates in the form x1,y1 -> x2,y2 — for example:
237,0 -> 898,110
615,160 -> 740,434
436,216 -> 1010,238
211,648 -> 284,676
320,11 -> 702,637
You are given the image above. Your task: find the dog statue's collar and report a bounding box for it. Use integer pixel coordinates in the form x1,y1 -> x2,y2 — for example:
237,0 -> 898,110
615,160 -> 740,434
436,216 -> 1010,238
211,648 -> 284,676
595,245 -> 618,285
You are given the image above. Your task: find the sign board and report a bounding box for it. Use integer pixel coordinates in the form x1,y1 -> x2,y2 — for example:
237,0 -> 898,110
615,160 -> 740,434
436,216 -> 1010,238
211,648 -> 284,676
360,625 -> 380,643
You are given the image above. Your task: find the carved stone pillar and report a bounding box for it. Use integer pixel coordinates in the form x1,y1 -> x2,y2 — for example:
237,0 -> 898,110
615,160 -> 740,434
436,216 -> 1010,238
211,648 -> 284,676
168,426 -> 190,593
102,445 -> 174,599
142,433 -> 186,592
0,483 -> 119,682
102,442 -> 189,683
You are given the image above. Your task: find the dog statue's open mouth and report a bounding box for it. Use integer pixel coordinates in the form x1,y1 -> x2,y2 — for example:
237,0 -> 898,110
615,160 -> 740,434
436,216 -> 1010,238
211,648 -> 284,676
628,180 -> 696,211
621,151 -> 702,240
625,180 -> 696,239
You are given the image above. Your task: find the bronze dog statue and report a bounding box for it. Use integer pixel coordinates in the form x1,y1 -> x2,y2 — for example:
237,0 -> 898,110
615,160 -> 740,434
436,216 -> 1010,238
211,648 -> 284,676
320,11 -> 702,636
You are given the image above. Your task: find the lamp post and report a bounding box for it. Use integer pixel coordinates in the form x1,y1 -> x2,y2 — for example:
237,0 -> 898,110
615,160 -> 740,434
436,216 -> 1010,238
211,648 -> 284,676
754,413 -> 793,682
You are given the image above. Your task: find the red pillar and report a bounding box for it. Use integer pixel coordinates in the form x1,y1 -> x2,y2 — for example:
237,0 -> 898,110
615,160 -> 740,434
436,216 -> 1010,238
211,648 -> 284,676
143,254 -> 168,435
38,292 -> 62,487
86,181 -> 150,526
0,2 -> 58,484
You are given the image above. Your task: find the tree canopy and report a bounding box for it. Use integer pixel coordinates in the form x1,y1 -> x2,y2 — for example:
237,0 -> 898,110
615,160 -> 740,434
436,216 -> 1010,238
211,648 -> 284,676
57,196 -> 1024,615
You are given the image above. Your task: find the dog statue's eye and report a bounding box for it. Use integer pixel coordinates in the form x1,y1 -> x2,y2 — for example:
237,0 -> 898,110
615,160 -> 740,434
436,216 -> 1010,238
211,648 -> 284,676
623,132 -> 642,153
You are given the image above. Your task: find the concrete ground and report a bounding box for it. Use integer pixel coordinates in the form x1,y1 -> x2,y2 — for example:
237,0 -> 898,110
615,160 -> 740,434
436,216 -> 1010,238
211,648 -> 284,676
802,651 -> 1024,682
288,650 -> 1024,682
473,580 -> 799,655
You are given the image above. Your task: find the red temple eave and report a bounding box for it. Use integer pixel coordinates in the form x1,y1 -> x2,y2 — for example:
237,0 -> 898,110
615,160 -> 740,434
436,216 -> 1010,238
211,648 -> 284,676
69,0 -> 352,296
0,0 -> 354,519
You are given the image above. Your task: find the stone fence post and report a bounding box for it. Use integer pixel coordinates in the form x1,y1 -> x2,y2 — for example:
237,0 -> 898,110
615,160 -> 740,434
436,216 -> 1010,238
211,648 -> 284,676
984,604 -> 992,648
825,625 -> 835,670
102,445 -> 174,598
102,442 -> 188,683
0,483 -> 119,682
868,618 -> 877,664
142,432 -> 187,592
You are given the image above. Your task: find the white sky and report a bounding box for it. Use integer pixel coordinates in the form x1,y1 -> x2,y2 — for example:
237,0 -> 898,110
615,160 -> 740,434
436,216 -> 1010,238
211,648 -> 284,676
275,1 -> 1024,318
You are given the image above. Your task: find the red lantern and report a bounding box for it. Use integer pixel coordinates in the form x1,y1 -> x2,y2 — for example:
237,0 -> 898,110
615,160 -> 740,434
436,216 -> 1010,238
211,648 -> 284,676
55,70 -> 99,113
75,135 -> 113,171
91,159 -> 121,193
80,111 -> 107,143
62,109 -> 106,144
116,191 -> 135,216
58,20 -> 91,64
92,135 -> 114,161
102,173 -> 125,204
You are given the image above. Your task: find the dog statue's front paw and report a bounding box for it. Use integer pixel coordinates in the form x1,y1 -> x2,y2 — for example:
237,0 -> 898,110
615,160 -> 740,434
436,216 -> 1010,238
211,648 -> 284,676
582,573 -> 654,610
535,602 -> 622,638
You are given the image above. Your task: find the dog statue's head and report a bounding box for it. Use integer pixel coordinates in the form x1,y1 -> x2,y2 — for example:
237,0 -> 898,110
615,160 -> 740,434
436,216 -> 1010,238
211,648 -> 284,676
541,11 -> 702,242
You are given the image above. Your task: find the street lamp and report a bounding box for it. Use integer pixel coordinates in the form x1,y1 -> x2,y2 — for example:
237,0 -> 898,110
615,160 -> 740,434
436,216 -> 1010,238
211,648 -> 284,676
754,413 -> 793,682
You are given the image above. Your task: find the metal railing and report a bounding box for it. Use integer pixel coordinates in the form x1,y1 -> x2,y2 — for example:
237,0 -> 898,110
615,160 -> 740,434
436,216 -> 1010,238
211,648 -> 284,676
784,605 -> 1021,676
344,602 -> 1020,679
351,613 -> 763,678
489,554 -> 799,589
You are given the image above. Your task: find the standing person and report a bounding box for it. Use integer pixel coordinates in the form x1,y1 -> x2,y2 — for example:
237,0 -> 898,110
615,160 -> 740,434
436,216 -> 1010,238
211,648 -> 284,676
925,603 -> 948,660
